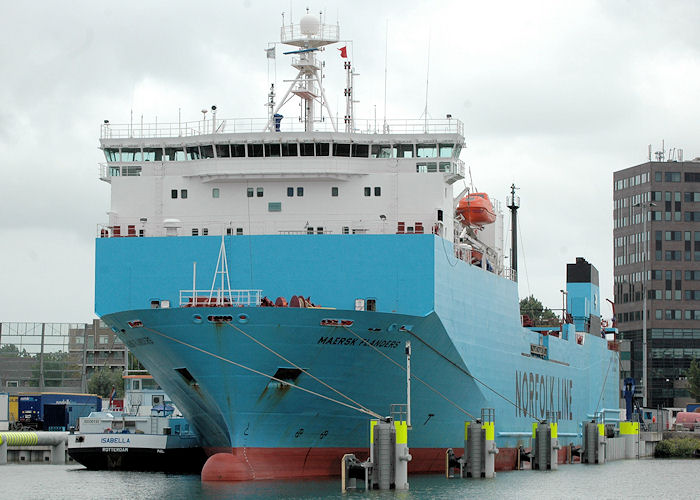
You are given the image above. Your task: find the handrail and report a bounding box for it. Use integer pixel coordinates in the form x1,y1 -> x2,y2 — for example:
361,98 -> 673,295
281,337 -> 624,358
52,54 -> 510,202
101,118 -> 464,139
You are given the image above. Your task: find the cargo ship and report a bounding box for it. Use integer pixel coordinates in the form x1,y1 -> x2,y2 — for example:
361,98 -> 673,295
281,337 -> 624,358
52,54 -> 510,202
94,13 -> 619,480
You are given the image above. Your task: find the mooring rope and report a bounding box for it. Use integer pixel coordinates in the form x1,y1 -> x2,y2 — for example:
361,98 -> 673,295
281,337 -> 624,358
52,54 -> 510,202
223,320 -> 377,418
342,325 -> 477,420
141,325 -> 383,419
400,326 -> 544,423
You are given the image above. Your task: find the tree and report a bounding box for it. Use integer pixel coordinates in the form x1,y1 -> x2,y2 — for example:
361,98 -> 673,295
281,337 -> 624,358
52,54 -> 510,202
688,359 -> 700,401
0,344 -> 30,357
519,295 -> 558,325
88,368 -> 125,398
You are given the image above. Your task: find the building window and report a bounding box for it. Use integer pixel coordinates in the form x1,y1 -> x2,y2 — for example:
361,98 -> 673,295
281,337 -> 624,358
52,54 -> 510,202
374,186 -> 381,196
212,188 -> 220,198
331,187 -> 339,197
257,187 -> 264,197
364,187 -> 371,196
247,188 -> 254,197
268,202 -> 282,212
655,310 -> 662,320
297,187 -> 304,197
6,381 -> 18,388
99,335 -> 109,344
287,187 -> 294,197
181,189 -> 188,199
171,189 -> 178,199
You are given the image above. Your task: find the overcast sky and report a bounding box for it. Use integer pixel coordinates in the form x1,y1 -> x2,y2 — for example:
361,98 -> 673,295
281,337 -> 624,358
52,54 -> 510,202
1,0 -> 699,323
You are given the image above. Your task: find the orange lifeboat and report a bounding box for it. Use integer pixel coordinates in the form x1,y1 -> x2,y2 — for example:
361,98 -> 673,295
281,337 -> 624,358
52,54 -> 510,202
456,192 -> 496,226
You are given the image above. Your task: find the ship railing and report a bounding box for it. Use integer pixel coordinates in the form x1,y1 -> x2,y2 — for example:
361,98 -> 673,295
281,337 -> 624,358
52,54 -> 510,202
179,289 -> 263,307
100,118 -> 464,138
280,22 -> 340,44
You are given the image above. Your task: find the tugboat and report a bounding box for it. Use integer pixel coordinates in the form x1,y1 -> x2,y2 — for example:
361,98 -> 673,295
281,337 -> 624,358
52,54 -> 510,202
67,372 -> 206,472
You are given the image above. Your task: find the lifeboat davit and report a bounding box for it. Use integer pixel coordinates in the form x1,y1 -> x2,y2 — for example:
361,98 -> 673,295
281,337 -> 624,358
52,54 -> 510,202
456,192 -> 496,226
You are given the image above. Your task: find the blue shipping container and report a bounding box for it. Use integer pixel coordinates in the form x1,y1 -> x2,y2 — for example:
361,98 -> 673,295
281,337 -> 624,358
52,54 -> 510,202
18,393 -> 102,426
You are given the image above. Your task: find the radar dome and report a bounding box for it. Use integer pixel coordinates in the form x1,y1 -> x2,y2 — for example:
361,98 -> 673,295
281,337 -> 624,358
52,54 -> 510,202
300,14 -> 320,36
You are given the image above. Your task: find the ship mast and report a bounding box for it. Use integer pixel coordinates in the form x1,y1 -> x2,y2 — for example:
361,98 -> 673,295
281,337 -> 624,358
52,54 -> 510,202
265,11 -> 340,132
506,184 -> 520,282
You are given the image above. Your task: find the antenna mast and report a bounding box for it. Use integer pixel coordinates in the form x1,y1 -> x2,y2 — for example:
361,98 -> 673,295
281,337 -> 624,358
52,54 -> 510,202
265,10 -> 340,132
506,184 -> 520,282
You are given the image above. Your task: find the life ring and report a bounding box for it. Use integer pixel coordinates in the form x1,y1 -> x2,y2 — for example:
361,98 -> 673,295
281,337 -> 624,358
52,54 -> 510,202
601,320 -> 609,328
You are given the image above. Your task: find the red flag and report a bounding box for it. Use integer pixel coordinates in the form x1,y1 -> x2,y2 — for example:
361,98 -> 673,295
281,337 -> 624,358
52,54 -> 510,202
338,46 -> 347,58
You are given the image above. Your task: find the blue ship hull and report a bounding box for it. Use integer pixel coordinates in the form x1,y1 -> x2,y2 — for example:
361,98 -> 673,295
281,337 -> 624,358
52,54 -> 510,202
96,234 -> 619,477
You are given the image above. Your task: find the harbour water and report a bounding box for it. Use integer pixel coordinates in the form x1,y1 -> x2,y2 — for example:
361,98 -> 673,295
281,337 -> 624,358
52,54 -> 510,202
1,459 -> 698,499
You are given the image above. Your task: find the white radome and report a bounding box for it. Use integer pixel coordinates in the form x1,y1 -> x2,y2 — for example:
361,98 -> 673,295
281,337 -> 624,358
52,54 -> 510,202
300,14 -> 320,36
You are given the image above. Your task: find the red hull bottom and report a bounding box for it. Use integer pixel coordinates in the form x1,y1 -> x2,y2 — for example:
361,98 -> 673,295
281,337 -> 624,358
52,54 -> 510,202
200,446 -> 571,481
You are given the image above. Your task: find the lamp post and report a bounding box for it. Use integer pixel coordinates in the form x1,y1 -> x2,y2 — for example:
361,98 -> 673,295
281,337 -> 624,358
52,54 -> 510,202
559,289 -> 568,323
634,200 -> 655,408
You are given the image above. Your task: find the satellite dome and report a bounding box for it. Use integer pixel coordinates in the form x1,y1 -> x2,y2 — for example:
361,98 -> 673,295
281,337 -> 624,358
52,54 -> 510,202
300,14 -> 320,36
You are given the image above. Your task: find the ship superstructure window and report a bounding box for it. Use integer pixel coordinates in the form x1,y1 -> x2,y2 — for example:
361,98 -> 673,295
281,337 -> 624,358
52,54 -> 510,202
281,143 -> 298,156
202,228 -> 208,235
364,187 -> 371,196
439,143 -> 454,157
331,187 -> 339,197
121,148 -> 139,162
268,202 -> 282,212
143,148 -> 163,161
231,144 -> 246,157
216,144 -> 230,157
248,144 -> 263,157
300,143 -> 315,156
396,144 -> 414,158
200,145 -> 214,158
374,187 -> 381,196
297,187 -> 304,196
265,144 -> 281,157
186,146 -> 201,160
122,166 -> 141,176
181,189 -> 188,199
439,162 -> 451,172
104,148 -> 119,161
192,228 -> 198,236
212,188 -> 220,198
417,144 -> 437,157
236,228 -> 243,235
287,187 -> 294,197
247,188 -> 254,197
315,143 -> 329,156
257,187 -> 264,197
333,143 -> 351,157
171,189 -> 178,199
371,145 -> 393,158
164,147 -> 185,161
352,144 -> 369,157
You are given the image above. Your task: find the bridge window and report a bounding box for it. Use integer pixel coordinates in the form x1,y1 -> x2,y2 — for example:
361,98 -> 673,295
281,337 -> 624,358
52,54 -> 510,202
281,143 -> 298,156
104,148 -> 119,161
143,148 -> 163,161
164,147 -> 185,161
300,143 -> 315,156
416,144 -> 437,157
396,144 -> 414,158
186,146 -> 201,160
248,144 -> 263,157
315,143 -> 330,156
439,143 -> 454,157
216,144 -> 230,157
200,145 -> 214,158
231,144 -> 246,157
333,143 -> 351,157
371,144 -> 393,158
352,144 -> 369,157
264,143 -> 281,157
121,148 -> 139,162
